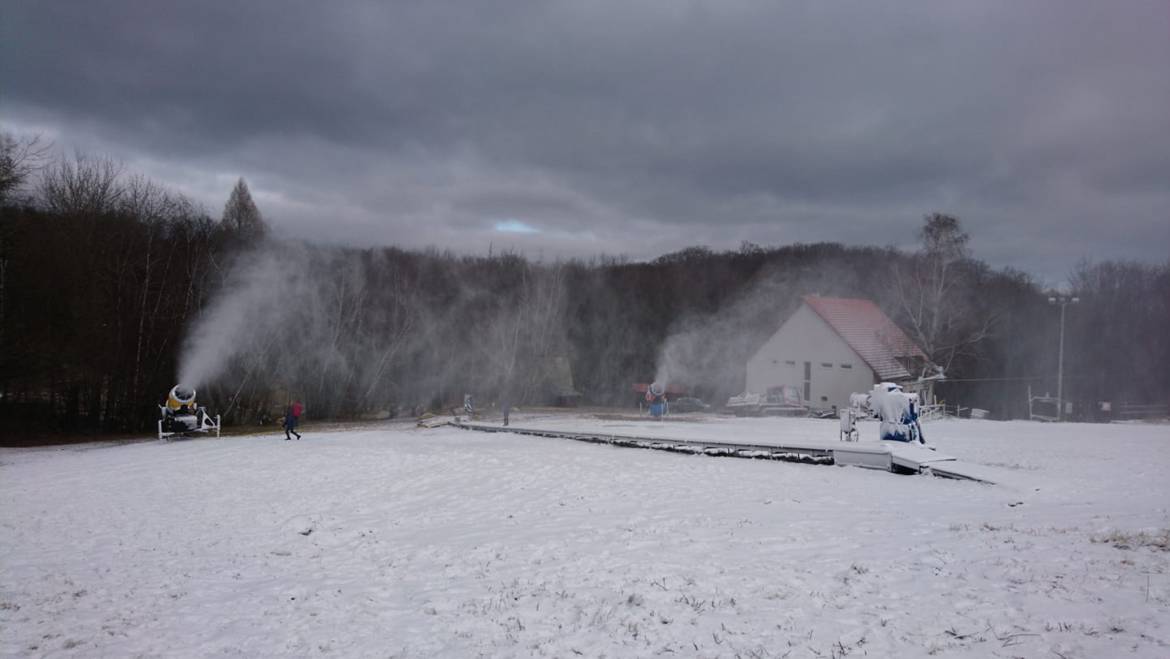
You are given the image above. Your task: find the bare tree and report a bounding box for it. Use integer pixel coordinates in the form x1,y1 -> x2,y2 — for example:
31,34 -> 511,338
892,213 -> 994,376
119,176 -> 196,409
477,261 -> 571,404
120,174 -> 186,224
0,131 -> 52,204
1069,259 -> 1170,404
0,131 -> 52,354
358,263 -> 423,412
39,151 -> 125,217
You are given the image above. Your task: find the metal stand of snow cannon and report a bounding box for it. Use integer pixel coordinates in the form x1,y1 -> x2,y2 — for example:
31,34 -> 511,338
839,408 -> 859,441
158,409 -> 222,441
157,384 -> 222,441
199,409 -> 222,438
839,391 -> 874,442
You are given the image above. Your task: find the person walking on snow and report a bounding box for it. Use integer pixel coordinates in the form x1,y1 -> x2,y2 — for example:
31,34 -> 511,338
284,400 -> 303,440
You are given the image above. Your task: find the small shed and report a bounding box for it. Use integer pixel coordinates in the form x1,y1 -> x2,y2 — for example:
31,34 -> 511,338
746,295 -> 928,410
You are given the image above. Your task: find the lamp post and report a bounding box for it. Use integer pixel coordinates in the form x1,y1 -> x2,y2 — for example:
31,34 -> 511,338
1048,294 -> 1079,421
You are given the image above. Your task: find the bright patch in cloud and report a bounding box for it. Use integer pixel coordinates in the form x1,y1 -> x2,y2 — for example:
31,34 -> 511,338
493,219 -> 541,234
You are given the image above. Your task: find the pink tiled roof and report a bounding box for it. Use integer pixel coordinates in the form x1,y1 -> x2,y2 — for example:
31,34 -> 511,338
802,295 -> 927,381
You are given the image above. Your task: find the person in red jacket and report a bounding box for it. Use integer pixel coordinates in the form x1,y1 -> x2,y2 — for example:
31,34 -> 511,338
284,400 -> 304,440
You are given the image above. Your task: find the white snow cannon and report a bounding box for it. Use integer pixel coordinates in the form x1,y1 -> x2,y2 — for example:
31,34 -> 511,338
840,391 -> 874,441
158,384 -> 221,440
849,392 -> 874,417
840,384 -> 925,444
863,383 -> 924,444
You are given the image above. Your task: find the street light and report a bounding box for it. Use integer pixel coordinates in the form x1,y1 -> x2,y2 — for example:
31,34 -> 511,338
1048,294 -> 1080,421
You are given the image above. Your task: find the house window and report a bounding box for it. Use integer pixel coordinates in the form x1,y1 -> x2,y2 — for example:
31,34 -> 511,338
840,363 -> 852,369
821,362 -> 833,368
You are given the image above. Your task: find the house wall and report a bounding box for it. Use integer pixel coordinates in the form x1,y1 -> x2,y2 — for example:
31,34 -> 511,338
746,303 -> 876,409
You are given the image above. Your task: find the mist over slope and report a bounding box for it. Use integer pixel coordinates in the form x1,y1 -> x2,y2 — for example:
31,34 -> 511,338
2,152 -> 1167,436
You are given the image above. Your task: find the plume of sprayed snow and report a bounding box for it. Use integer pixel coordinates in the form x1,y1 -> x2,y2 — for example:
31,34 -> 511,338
653,318 -> 753,399
174,239 -> 574,415
178,245 -> 302,389
652,272 -> 807,400
651,254 -> 897,401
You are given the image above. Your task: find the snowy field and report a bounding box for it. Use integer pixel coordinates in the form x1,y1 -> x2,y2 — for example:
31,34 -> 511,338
2,414 -> 1168,658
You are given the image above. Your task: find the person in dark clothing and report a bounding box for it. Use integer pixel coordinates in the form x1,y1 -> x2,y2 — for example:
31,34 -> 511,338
501,392 -> 511,427
284,400 -> 303,440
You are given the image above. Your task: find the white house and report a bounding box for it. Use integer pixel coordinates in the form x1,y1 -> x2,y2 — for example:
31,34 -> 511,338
745,295 -> 928,410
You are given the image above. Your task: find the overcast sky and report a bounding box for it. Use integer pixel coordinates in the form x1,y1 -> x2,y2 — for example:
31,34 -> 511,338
3,0 -> 1168,284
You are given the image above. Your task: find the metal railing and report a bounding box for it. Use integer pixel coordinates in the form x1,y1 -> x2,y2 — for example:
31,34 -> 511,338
1117,402 -> 1170,420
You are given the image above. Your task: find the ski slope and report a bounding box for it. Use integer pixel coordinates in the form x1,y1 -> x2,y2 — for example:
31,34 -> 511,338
1,415 -> 1168,657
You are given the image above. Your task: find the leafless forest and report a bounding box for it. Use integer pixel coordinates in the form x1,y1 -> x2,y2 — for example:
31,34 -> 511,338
2,138 -> 1167,437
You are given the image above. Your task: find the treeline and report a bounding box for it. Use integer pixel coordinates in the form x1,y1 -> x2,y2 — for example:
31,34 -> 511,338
1,147 -> 236,436
1,142 -> 1167,437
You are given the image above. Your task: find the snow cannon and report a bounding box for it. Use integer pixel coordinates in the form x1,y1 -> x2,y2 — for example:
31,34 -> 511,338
647,381 -> 667,419
158,384 -> 221,440
856,382 -> 924,445
167,384 -> 197,414
849,392 -> 874,417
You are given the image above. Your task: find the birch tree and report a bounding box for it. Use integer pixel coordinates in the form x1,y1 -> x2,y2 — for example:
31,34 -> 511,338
892,213 -> 993,376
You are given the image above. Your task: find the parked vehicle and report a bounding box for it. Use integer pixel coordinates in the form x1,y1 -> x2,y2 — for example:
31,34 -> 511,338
726,385 -> 806,416
670,397 -> 710,413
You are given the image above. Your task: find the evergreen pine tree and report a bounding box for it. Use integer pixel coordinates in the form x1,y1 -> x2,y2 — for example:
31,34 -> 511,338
222,177 -> 267,241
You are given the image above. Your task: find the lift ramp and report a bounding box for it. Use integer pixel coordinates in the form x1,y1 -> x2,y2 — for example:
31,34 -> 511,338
453,421 -> 995,484
836,442 -> 994,483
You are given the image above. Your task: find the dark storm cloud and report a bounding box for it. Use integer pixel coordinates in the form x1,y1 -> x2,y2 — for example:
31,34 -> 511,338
3,0 -> 1168,281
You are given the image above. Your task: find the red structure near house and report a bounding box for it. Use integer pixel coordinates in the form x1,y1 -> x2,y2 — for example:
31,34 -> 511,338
631,382 -> 688,406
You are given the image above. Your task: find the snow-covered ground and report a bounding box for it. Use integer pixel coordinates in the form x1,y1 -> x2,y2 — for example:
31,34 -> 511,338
2,414 -> 1167,658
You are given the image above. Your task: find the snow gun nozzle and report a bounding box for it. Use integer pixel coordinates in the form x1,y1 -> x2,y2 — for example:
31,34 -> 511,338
169,384 -> 196,405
